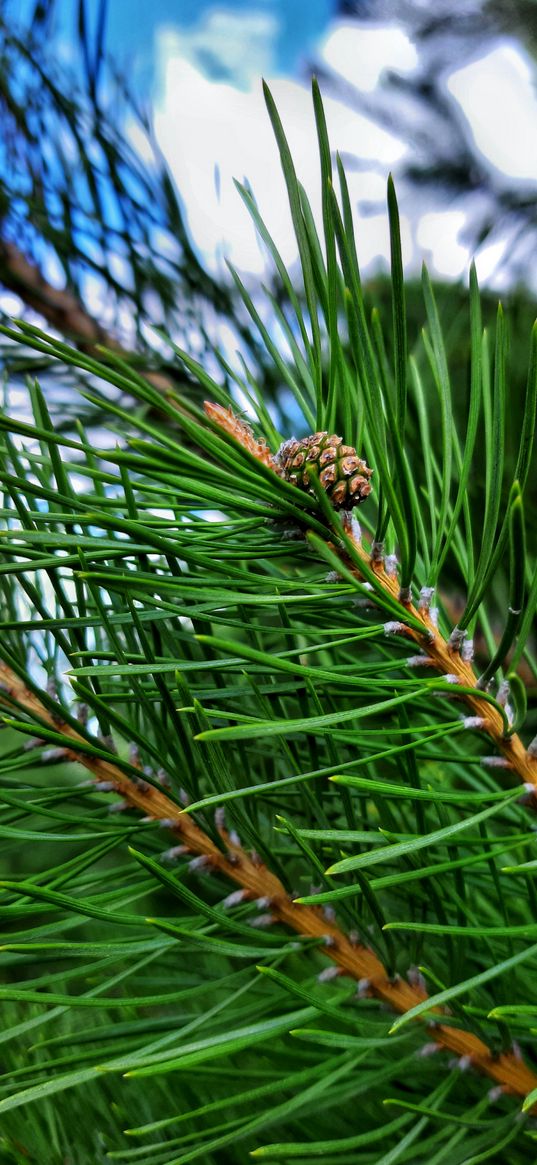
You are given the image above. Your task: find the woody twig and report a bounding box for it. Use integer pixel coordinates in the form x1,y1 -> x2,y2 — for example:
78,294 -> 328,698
0,240 -> 172,395
0,660 -> 536,1105
341,520 -> 537,790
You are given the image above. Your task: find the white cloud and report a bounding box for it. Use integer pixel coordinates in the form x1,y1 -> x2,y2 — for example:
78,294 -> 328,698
417,211 -> 469,280
320,21 -> 418,92
448,42 -> 537,182
153,13 -> 536,291
154,21 -> 406,278
473,237 -> 510,288
159,9 -> 280,91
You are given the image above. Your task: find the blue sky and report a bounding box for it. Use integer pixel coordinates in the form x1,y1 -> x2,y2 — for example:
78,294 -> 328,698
18,0 -> 537,289
147,5 -> 537,288
65,0 -> 337,91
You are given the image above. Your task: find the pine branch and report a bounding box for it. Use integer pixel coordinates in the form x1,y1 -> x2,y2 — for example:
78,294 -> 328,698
0,241 -> 109,349
340,520 -> 537,787
2,70 -> 535,1158
0,240 -> 173,396
0,659 -> 535,1105
206,401 -> 537,796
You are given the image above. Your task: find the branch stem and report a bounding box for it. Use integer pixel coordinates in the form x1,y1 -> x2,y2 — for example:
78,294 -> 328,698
0,240 -> 172,394
339,521 -> 537,788
1,661 -> 535,1106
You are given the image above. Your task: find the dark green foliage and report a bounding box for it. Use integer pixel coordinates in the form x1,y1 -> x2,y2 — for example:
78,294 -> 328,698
0,82 -> 536,1164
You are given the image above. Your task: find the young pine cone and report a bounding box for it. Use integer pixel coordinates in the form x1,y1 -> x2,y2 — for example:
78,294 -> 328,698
276,432 -> 373,510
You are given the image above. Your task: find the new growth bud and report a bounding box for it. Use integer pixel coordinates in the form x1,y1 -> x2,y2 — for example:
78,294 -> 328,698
250,913 -> 275,929
161,845 -> 189,861
448,627 -> 466,652
418,586 -> 434,611
407,966 -> 427,992
418,1042 -> 440,1059
318,965 -> 342,983
407,654 -> 435,668
188,855 -> 212,872
384,554 -> 398,576
384,621 -> 405,637
349,515 -> 362,542
222,888 -> 248,909
488,1086 -> 505,1105
215,807 -> 226,831
462,716 -> 485,730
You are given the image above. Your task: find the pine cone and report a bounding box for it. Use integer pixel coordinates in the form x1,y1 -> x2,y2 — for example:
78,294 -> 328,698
276,432 -> 373,510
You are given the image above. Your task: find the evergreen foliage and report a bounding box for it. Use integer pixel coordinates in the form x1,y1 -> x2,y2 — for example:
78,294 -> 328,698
0,81 -> 537,1164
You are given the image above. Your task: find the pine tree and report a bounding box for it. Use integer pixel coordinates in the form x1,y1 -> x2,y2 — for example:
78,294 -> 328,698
0,77 -> 537,1165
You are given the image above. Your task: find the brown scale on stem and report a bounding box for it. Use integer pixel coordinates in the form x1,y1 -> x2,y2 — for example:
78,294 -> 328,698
340,519 -> 537,790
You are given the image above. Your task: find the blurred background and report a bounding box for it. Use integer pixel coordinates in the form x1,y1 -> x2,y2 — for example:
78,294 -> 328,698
0,0 -> 536,424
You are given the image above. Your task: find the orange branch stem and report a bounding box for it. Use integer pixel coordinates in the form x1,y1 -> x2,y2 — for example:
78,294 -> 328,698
340,521 -> 537,789
0,662 -> 536,1105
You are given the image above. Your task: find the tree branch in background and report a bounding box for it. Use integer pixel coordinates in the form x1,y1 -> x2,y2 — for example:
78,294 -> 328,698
0,239 -> 174,394
0,240 -> 112,347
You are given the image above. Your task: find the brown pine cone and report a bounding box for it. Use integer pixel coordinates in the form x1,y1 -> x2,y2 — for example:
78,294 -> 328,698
276,432 -> 372,510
